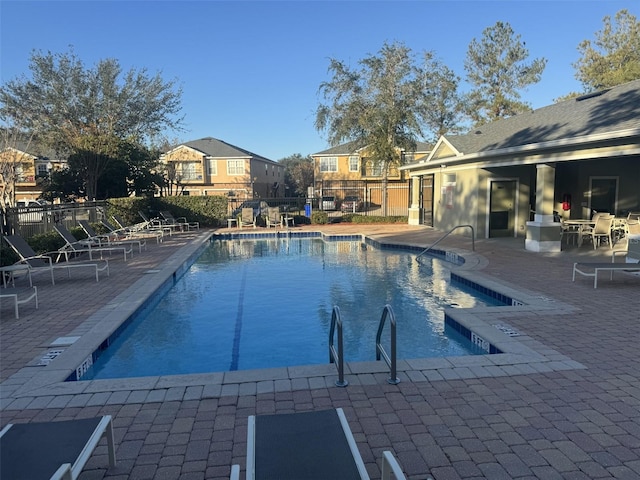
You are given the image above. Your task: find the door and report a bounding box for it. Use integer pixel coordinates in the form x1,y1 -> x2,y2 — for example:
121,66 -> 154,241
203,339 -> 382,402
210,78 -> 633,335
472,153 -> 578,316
489,180 -> 516,237
420,175 -> 434,226
589,177 -> 618,215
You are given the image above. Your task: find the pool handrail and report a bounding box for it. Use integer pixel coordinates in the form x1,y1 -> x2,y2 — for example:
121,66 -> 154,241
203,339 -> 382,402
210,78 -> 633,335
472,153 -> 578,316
329,305 -> 348,387
375,304 -> 400,385
415,224 -> 475,264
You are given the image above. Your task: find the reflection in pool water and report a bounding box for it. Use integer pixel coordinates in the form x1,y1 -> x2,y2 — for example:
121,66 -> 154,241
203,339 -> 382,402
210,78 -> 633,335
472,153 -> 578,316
87,238 -> 499,379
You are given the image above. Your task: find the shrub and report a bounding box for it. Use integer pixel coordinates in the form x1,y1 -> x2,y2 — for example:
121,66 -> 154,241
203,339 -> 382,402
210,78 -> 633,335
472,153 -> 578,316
311,211 -> 329,224
106,195 -> 228,228
342,214 -> 408,224
28,230 -> 67,255
0,243 -> 19,267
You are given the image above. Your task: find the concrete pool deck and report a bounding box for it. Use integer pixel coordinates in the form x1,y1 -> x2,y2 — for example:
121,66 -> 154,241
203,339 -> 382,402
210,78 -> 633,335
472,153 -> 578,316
1,224 -> 639,479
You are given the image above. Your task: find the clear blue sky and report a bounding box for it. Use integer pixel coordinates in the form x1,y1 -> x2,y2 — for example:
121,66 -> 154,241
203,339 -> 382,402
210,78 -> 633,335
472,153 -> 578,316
1,1 -> 637,160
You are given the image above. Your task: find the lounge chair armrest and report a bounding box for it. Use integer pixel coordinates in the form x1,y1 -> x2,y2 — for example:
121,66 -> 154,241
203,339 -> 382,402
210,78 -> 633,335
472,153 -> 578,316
17,254 -> 54,266
612,250 -> 628,262
230,465 -> 240,480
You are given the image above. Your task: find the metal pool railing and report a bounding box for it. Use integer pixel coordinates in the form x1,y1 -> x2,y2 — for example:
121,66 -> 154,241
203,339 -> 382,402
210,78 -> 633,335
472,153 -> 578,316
415,224 -> 475,264
376,304 -> 400,385
329,305 -> 348,387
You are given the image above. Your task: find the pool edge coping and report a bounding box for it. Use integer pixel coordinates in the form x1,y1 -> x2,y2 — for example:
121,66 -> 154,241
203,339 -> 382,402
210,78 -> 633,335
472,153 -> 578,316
0,231 -> 586,410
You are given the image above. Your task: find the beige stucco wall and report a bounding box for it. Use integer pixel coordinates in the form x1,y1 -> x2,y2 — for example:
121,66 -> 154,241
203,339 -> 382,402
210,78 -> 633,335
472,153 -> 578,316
415,164 -> 533,239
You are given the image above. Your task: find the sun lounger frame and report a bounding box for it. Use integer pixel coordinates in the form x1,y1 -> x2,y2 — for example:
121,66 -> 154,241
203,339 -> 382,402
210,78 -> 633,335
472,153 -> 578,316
0,415 -> 116,479
238,408 -> 408,480
4,234 -> 110,285
572,262 -> 640,288
0,286 -> 38,319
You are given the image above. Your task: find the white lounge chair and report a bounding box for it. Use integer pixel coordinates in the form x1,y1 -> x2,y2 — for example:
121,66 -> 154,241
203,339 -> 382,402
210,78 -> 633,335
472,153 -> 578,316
235,408 -> 411,480
160,210 -> 199,230
79,220 -> 146,253
54,225 -> 132,261
0,286 -> 38,319
0,415 -> 116,479
572,251 -> 640,288
138,211 -> 181,234
108,215 -> 165,242
4,234 -> 109,284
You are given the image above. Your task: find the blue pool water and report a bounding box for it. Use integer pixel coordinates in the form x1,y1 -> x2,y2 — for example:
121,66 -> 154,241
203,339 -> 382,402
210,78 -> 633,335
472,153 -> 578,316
86,238 -> 501,379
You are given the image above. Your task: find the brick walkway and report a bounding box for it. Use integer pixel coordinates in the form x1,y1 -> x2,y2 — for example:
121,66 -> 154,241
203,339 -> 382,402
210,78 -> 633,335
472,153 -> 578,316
1,224 -> 639,479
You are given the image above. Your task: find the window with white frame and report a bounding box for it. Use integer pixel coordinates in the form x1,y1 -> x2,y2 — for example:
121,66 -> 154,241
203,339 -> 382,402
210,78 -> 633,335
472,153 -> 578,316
15,164 -> 25,182
348,156 -> 359,172
370,162 -> 383,176
206,158 -> 217,176
320,156 -> 338,172
37,164 -> 49,176
181,162 -> 198,180
227,159 -> 244,175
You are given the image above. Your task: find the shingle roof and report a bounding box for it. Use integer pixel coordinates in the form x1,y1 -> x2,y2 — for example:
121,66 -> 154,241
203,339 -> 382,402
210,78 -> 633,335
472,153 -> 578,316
180,137 -> 274,163
446,79 -> 640,155
313,140 -> 432,156
313,140 -> 362,156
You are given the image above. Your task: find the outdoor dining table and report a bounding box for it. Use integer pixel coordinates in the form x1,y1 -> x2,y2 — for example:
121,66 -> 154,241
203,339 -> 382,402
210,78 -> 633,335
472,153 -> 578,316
562,219 -> 595,247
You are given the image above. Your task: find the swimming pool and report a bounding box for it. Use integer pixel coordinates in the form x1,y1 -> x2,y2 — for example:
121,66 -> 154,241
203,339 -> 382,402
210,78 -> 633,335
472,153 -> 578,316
85,237 -> 503,380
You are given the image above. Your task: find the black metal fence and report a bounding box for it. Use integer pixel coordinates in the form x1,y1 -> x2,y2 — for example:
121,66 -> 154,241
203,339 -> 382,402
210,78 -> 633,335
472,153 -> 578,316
313,180 -> 410,218
2,201 -> 108,238
230,180 -> 411,220
1,183 -> 412,239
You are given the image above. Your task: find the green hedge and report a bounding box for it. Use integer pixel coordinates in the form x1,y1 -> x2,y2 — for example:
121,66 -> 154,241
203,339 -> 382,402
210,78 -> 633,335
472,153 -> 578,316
341,214 -> 408,224
311,211 -> 329,224
106,195 -> 228,228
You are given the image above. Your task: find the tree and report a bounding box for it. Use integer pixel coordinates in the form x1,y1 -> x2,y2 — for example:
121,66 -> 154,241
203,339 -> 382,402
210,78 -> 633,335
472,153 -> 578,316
278,153 -> 314,197
316,41 -> 422,170
417,52 -> 466,141
573,9 -> 640,91
40,167 -> 85,202
316,41 -> 446,213
464,21 -> 547,125
126,142 -> 163,197
0,48 -> 184,200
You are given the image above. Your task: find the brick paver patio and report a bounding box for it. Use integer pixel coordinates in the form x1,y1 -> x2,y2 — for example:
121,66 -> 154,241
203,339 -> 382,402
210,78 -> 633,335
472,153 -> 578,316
1,223 -> 639,479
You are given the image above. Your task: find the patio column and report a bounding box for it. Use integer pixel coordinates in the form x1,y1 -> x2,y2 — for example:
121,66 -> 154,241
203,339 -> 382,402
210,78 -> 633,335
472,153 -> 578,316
408,176 -> 421,225
526,164 -> 561,252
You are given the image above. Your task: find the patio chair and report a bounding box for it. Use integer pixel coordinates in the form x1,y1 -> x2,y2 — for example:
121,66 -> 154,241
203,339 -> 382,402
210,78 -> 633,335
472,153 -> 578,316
160,210 -> 200,230
265,207 -> 281,229
78,220 -> 146,253
240,207 -> 257,228
54,225 -> 133,261
3,234 -> 109,284
236,408 -> 409,480
0,415 -> 116,479
581,214 -> 614,249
